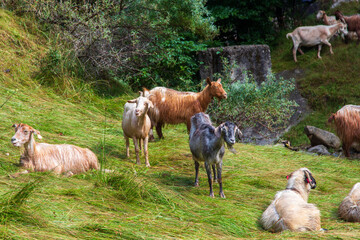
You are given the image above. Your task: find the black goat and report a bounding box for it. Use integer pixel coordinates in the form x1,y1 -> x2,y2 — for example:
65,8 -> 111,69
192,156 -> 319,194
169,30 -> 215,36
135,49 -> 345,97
189,112 -> 242,198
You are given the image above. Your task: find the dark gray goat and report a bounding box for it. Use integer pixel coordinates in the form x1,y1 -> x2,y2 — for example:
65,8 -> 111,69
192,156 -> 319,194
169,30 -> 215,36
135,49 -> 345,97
189,112 -> 242,198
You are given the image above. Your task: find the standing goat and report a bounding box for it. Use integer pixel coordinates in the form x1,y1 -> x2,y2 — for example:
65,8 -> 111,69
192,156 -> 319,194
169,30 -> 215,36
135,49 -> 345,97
260,168 -> 321,232
335,10 -> 360,43
286,22 -> 348,62
339,183 -> 360,222
328,105 -> 360,157
189,112 -> 241,198
122,94 -> 153,167
144,77 -> 227,139
317,10 -> 338,25
11,123 -> 99,176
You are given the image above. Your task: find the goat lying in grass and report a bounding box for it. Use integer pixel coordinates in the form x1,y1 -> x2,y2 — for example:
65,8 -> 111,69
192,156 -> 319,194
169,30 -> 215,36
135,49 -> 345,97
260,168 -> 322,232
122,93 -> 153,167
11,123 -> 99,176
286,22 -> 348,62
189,112 -> 241,198
339,183 -> 360,222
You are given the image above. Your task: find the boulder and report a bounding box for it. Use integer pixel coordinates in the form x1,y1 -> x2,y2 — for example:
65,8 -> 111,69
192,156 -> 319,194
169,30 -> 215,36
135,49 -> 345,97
307,145 -> 331,155
304,125 -> 341,149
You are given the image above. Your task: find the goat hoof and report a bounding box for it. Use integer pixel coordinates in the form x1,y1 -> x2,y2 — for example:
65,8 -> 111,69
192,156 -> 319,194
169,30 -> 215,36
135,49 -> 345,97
209,193 -> 215,198
194,182 -> 199,187
220,193 -> 226,198
213,178 -> 218,183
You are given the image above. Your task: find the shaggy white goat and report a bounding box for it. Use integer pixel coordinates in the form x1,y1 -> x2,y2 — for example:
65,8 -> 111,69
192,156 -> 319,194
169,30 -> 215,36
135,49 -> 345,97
339,182 -> 360,222
286,22 -> 348,62
260,168 -> 322,232
11,123 -> 99,176
122,94 -> 153,167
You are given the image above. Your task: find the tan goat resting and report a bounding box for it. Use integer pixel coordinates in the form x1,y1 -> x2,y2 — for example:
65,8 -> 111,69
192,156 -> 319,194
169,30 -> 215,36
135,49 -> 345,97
11,123 -> 99,176
122,93 -> 153,167
338,183 -> 360,222
260,168 -> 321,232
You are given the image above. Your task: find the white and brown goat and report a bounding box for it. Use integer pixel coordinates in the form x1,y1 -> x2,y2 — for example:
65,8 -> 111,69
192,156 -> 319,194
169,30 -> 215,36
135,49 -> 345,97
11,123 -> 99,176
122,94 -> 153,167
260,168 -> 321,232
286,22 -> 348,62
339,183 -> 360,222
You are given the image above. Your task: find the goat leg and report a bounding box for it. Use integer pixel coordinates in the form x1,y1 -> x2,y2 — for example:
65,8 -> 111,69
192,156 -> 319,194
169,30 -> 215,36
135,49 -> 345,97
217,162 -> 226,198
125,136 -> 130,157
194,160 -> 200,187
133,137 -> 140,165
317,44 -> 323,59
205,161 -> 214,198
144,136 -> 150,167
156,123 -> 164,139
212,164 -> 218,183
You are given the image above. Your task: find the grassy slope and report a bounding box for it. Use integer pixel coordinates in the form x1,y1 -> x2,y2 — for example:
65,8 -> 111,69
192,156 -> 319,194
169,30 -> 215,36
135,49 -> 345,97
1,8 -> 360,240
272,2 -> 360,146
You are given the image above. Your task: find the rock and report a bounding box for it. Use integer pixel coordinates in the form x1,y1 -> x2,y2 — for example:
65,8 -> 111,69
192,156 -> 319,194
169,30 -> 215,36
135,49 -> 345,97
331,0 -> 358,8
197,45 -> 271,85
308,145 -> 331,155
304,125 -> 341,149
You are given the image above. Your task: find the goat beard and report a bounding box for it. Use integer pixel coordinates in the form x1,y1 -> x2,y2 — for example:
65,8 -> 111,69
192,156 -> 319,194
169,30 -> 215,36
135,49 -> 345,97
226,142 -> 237,154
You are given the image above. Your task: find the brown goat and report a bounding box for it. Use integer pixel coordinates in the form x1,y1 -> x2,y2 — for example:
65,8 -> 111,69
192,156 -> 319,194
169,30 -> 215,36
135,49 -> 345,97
11,123 -> 99,176
335,10 -> 360,43
328,105 -> 360,157
144,77 -> 227,139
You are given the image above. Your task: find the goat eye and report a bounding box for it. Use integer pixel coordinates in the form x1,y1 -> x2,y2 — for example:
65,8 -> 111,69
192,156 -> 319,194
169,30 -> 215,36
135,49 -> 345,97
24,130 -> 28,134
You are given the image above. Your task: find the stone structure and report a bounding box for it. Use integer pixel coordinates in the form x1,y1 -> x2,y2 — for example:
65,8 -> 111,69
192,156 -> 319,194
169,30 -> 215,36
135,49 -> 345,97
197,45 -> 271,84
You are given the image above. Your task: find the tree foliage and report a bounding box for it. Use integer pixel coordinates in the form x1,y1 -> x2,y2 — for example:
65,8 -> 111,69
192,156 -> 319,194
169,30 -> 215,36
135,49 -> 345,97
3,0 -> 217,90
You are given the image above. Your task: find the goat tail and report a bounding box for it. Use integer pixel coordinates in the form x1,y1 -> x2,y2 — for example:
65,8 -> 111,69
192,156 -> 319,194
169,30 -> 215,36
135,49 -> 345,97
286,33 -> 292,39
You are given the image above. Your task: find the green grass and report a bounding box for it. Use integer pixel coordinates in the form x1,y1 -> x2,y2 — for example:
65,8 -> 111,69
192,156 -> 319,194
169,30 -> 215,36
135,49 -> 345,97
2,7 -> 360,240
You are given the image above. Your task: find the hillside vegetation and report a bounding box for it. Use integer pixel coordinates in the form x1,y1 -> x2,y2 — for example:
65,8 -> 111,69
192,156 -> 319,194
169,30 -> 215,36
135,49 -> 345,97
2,6 -> 360,240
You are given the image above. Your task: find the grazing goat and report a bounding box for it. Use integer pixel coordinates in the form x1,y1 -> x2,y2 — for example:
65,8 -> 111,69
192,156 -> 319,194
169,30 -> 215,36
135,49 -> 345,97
328,105 -> 360,157
317,10 -> 338,25
11,123 -> 99,176
335,10 -> 360,43
286,22 -> 348,62
339,183 -> 360,222
260,168 -> 321,232
189,112 -> 241,198
144,77 -> 227,139
122,94 -> 153,167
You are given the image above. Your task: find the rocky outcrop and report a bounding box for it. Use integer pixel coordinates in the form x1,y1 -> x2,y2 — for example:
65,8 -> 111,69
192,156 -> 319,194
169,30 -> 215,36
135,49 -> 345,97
197,45 -> 271,85
307,145 -> 331,155
304,125 -> 341,149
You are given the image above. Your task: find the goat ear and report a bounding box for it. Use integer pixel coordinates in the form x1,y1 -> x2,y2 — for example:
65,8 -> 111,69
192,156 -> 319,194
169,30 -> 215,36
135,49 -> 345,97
235,127 -> 242,140
147,100 -> 154,109
206,77 -> 212,85
127,99 -> 137,103
35,130 -> 43,139
217,78 -> 222,83
12,124 -> 18,128
138,91 -> 143,97
304,170 -> 316,189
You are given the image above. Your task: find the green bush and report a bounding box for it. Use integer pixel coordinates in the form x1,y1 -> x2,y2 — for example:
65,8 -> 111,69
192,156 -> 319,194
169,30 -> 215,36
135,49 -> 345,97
208,59 -> 298,131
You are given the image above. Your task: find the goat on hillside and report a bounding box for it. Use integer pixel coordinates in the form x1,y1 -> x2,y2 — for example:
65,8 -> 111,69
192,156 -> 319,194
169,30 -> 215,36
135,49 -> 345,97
260,168 -> 321,232
335,10 -> 360,43
339,182 -> 360,222
317,10 -> 338,25
11,123 -> 99,176
122,94 -> 153,167
328,105 -> 360,157
286,22 -> 348,62
144,77 -> 227,139
189,112 -> 241,198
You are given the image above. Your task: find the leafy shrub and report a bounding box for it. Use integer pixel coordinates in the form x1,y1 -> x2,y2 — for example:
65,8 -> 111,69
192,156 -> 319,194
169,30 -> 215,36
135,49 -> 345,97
208,58 -> 298,132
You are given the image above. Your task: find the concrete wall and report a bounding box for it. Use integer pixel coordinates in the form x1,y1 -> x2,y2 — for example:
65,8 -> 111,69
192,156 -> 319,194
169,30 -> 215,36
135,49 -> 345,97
197,45 -> 271,84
